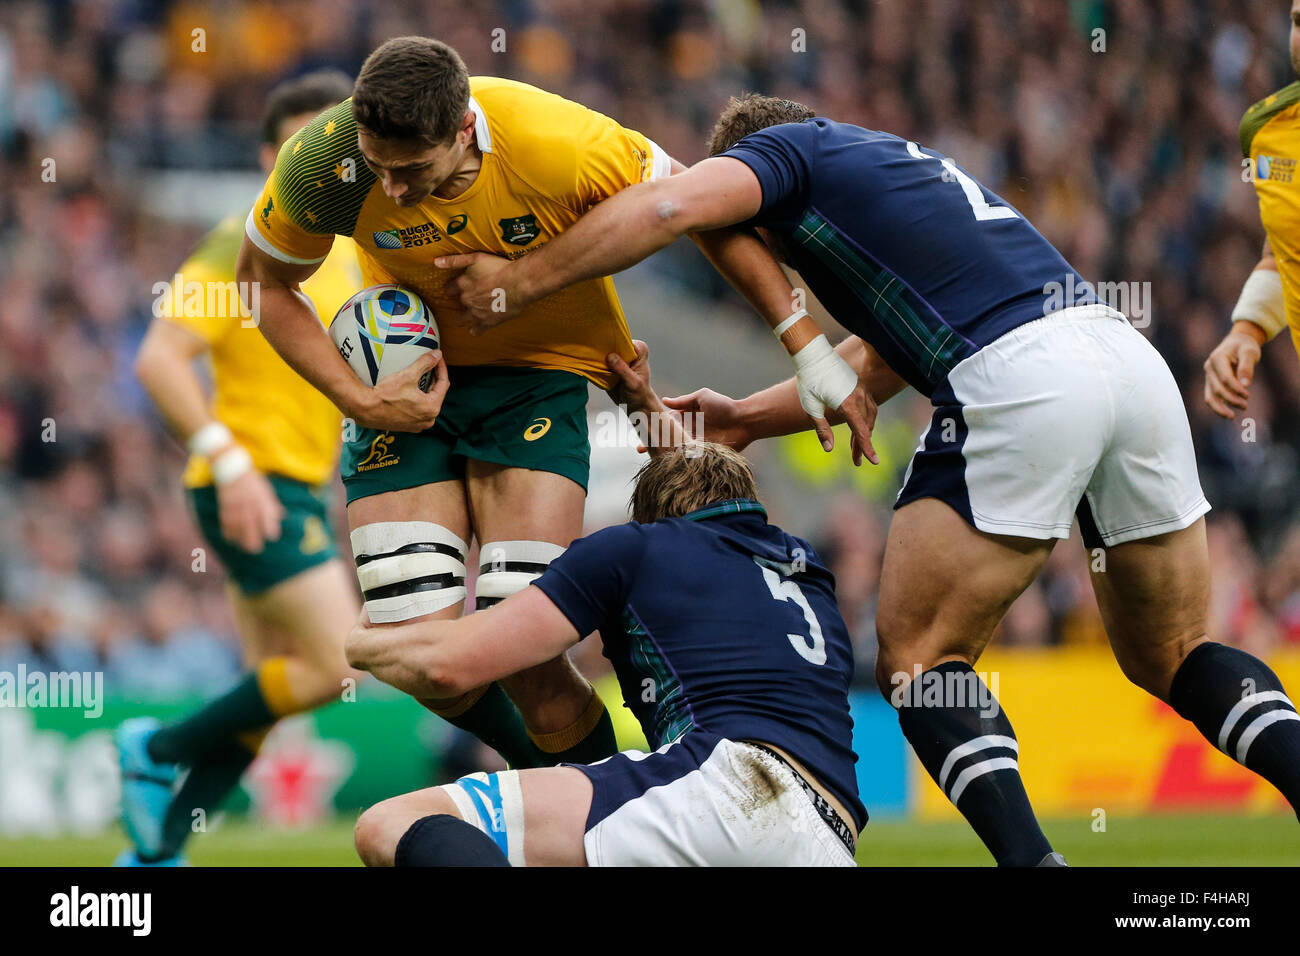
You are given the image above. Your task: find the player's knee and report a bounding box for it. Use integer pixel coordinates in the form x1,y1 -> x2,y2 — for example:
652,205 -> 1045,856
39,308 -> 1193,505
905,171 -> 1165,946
350,522 -> 469,624
354,799 -> 411,867
474,540 -> 566,609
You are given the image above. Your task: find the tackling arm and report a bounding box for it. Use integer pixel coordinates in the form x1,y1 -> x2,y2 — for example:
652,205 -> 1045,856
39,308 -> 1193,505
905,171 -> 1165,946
345,586 -> 580,699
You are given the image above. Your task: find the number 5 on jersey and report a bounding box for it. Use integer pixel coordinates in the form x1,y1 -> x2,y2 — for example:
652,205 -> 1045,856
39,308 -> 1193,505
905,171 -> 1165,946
757,562 -> 827,665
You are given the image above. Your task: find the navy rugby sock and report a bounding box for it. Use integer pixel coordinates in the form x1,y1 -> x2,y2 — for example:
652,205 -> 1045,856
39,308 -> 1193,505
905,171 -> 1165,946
394,814 -> 510,867
1169,642 -> 1300,820
895,661 -> 1055,866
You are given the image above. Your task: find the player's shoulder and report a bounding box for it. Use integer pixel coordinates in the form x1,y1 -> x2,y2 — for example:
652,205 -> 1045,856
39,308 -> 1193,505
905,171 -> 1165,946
270,99 -> 376,235
177,214 -> 244,280
471,75 -> 637,169
1241,81 -> 1300,157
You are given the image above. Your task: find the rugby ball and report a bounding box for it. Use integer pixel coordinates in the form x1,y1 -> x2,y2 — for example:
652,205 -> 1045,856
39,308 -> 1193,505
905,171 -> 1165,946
328,285 -> 439,389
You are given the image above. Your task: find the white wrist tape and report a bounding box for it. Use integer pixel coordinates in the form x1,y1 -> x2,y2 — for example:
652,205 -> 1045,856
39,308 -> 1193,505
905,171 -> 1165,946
211,445 -> 253,486
188,421 -> 234,457
1231,269 -> 1286,341
772,309 -> 809,339
792,334 -> 858,420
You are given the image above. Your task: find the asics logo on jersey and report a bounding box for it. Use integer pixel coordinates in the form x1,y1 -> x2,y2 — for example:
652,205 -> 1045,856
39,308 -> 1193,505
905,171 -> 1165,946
447,214 -> 468,234
523,418 -> 551,441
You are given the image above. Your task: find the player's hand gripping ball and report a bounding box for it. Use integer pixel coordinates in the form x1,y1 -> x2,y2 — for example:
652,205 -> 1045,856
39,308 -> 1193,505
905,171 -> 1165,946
328,285 -> 440,390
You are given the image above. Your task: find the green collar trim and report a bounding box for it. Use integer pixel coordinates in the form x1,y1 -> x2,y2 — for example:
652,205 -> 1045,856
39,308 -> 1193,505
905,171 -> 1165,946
680,498 -> 767,523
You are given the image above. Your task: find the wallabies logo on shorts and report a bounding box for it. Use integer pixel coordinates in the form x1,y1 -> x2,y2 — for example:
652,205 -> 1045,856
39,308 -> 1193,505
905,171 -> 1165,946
357,432 -> 400,471
300,515 -> 330,555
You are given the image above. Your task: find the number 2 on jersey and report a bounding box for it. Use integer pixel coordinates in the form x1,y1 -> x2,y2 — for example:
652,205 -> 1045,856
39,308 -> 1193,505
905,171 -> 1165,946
905,141 -> 1018,222
757,564 -> 827,665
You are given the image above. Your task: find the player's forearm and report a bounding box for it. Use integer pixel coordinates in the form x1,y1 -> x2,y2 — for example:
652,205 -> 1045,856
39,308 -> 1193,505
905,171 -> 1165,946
740,338 -> 908,441
237,240 -> 369,417
1231,258 -> 1286,343
253,284 -> 369,416
134,332 -> 214,442
691,229 -> 801,328
509,179 -> 688,306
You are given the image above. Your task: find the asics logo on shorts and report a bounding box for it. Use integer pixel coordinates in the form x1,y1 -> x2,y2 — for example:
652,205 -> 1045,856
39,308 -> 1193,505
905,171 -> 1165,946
523,417 -> 551,441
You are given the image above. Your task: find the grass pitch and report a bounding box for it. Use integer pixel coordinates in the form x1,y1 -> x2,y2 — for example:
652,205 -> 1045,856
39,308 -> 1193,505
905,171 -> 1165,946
1,812 -> 1295,866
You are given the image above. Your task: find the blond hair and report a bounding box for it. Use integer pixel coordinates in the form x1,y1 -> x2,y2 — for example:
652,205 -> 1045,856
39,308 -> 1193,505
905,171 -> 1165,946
630,443 -> 759,523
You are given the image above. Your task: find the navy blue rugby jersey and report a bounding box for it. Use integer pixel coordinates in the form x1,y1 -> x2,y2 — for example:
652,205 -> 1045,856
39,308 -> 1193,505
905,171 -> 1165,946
532,498 -> 865,829
722,119 -> 1097,396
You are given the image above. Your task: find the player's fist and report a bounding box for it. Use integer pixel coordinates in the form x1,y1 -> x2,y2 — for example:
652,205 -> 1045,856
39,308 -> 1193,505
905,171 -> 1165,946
1203,322 -> 1265,420
353,351 -> 449,432
662,388 -> 754,451
435,252 -> 522,335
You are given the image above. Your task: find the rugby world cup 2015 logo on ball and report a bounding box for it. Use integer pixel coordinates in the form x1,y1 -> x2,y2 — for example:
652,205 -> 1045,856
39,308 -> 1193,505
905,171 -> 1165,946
329,285 -> 439,390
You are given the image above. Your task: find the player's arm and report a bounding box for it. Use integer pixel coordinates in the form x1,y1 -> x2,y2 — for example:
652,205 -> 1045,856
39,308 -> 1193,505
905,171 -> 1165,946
135,314 -> 286,552
236,238 -> 447,432
665,336 -> 909,450
439,156 -> 761,320
1204,235 -> 1282,419
345,586 -> 578,699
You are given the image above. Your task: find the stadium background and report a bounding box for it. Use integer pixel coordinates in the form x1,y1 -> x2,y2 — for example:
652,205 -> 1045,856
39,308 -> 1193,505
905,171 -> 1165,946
1,0 -> 1298,864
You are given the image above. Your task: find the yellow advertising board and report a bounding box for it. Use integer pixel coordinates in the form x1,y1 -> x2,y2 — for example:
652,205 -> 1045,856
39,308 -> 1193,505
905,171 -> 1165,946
914,646 -> 1300,819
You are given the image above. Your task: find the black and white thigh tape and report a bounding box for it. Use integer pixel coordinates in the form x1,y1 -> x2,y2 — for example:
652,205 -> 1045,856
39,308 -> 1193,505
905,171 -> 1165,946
350,522 -> 469,623
475,540 -> 566,609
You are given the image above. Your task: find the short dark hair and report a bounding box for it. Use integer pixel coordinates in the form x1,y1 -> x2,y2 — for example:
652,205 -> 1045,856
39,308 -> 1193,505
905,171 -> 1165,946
629,443 -> 759,524
351,36 -> 470,146
261,69 -> 354,145
706,92 -> 816,156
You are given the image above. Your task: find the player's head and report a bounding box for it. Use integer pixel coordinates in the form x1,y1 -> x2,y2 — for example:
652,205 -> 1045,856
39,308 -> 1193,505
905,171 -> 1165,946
259,70 -> 354,173
629,442 -> 759,524
706,92 -> 815,158
706,93 -> 815,264
351,36 -> 474,207
1291,0 -> 1300,77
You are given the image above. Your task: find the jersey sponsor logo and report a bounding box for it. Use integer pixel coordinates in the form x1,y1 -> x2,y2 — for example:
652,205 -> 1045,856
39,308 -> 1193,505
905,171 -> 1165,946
372,221 -> 443,249
499,214 -> 539,246
356,432 -> 400,471
1257,154 -> 1296,182
523,417 -> 551,441
447,214 -> 468,235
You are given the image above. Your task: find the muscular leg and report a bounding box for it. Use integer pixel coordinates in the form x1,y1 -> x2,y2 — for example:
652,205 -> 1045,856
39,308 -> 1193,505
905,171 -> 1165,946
876,497 -> 1060,865
348,481 -> 540,768
354,767 -> 593,867
1091,518 -> 1300,818
466,462 -> 618,763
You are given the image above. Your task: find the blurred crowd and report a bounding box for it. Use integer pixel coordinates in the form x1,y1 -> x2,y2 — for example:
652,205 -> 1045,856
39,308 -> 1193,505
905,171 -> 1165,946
3,0 -> 1300,699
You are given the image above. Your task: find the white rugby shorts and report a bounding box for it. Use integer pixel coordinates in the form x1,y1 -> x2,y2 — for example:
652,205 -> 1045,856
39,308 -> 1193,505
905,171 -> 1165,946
896,304 -> 1210,547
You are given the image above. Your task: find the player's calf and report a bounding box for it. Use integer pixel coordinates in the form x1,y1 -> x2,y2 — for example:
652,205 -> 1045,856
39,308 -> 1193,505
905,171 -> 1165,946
477,539 -> 619,765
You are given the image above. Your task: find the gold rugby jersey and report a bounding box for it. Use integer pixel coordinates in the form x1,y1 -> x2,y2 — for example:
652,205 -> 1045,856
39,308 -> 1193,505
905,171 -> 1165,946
163,214 -> 362,488
244,77 -> 670,390
1243,81 -> 1300,353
